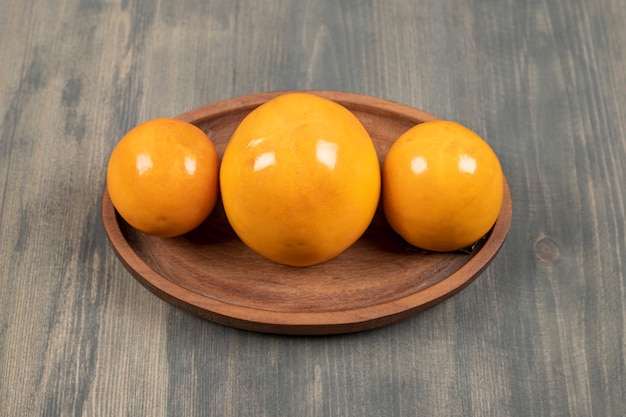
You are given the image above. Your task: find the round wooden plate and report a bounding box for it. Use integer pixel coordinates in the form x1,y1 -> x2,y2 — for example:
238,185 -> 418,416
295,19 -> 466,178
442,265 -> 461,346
101,90 -> 512,335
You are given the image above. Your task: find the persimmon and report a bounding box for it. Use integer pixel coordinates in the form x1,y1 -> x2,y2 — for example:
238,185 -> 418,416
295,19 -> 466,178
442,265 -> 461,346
106,118 -> 219,237
220,93 -> 381,266
382,120 -> 503,252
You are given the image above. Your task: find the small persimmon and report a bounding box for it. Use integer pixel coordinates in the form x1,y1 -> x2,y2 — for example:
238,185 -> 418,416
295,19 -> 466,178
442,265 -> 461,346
382,120 -> 503,252
106,118 -> 219,237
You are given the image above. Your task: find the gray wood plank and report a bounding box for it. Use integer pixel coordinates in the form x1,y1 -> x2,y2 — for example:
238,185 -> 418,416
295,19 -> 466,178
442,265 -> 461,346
1,0 -> 624,416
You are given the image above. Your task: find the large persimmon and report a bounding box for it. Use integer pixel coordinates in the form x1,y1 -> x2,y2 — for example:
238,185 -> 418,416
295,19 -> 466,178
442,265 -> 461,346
220,93 -> 381,266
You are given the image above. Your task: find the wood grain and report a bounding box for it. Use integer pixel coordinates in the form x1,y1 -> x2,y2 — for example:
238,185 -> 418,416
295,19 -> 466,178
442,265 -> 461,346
1,0 -> 625,415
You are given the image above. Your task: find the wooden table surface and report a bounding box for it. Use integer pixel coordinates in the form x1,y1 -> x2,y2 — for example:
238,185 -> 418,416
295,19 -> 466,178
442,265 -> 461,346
1,0 -> 625,415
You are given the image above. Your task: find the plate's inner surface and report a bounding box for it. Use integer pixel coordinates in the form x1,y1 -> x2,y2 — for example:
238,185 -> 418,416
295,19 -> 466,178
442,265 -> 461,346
115,96 -> 484,314
119,209 -> 482,313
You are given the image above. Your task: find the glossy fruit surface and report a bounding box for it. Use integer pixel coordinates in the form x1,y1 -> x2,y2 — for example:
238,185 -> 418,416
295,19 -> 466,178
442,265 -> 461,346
382,120 -> 503,252
219,92 -> 381,266
106,118 -> 219,237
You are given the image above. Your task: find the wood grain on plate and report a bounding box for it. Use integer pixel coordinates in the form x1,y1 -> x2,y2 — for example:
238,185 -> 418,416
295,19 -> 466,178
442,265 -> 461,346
101,90 -> 512,335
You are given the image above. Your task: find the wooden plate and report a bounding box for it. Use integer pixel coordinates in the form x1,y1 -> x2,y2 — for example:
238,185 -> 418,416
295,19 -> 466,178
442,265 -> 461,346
101,90 -> 512,335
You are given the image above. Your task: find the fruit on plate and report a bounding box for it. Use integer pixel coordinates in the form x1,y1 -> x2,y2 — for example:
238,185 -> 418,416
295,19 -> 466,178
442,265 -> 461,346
106,118 -> 219,237
382,120 -> 504,252
219,92 -> 381,266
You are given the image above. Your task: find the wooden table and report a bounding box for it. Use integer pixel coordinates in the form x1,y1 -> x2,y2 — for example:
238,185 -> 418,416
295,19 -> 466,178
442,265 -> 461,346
1,0 -> 624,415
